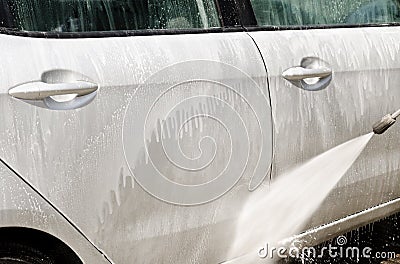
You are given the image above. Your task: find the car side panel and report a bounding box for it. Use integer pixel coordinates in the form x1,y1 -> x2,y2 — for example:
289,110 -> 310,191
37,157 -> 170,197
249,26 -> 400,230
0,160 -> 110,263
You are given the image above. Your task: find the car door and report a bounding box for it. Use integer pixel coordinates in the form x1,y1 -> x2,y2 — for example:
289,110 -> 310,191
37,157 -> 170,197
247,0 -> 400,233
0,0 -> 273,263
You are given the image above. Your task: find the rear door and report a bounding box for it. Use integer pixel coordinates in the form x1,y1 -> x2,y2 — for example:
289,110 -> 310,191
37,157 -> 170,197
247,0 -> 400,231
0,0 -> 273,263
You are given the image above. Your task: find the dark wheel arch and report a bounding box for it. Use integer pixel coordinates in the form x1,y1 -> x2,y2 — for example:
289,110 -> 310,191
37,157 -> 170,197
0,227 -> 82,264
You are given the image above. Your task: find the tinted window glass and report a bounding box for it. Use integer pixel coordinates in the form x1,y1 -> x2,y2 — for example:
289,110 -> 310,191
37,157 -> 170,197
0,0 -> 220,32
251,0 -> 400,26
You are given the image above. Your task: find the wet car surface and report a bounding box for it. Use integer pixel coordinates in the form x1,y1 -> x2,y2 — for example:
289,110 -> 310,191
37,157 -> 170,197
0,0 -> 400,263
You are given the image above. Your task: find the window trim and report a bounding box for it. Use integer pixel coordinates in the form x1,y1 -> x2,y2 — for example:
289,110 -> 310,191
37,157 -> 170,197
0,26 -> 242,38
243,22 -> 400,32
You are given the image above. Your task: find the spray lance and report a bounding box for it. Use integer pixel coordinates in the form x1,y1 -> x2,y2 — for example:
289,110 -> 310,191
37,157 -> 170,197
373,109 -> 400,134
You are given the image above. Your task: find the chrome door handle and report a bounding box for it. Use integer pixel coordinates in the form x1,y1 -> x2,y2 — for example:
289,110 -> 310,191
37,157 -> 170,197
9,80 -> 98,100
282,57 -> 333,91
282,67 -> 332,81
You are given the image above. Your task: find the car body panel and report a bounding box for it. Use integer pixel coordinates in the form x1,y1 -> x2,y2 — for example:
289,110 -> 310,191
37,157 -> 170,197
1,2 -> 400,262
0,32 -> 273,263
249,26 -> 400,231
0,159 -> 110,264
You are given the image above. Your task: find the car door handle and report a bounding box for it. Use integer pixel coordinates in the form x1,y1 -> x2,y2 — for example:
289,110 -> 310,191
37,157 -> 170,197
282,57 -> 333,91
282,66 -> 332,81
8,77 -> 98,111
9,80 -> 98,100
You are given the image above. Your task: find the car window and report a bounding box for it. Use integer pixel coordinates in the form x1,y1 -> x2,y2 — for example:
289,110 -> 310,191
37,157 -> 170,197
0,0 -> 220,32
250,0 -> 400,26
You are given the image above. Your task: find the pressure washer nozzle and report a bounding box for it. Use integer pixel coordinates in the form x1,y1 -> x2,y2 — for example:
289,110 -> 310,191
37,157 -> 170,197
373,114 -> 396,134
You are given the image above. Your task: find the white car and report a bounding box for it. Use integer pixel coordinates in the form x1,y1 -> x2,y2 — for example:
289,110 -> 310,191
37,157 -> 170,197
0,0 -> 399,263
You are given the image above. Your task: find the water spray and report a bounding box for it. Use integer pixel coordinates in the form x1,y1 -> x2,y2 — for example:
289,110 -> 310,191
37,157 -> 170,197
373,109 -> 400,134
